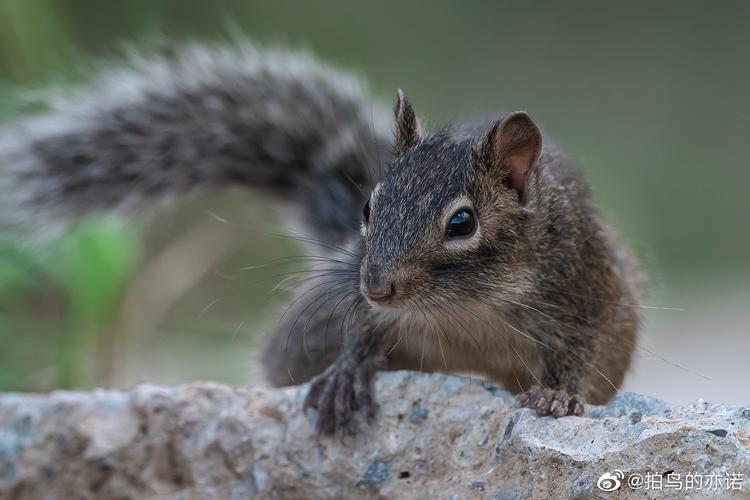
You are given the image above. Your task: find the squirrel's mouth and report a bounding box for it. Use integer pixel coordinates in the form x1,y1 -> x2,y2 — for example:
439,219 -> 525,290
362,291 -> 398,309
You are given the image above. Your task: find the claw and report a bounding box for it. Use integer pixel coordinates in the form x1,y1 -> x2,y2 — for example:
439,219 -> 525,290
302,353 -> 382,435
536,397 -> 547,413
568,395 -> 585,416
517,385 -> 585,417
549,400 -> 564,417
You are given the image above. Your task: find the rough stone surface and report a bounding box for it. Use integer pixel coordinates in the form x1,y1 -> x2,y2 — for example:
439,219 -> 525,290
0,372 -> 749,499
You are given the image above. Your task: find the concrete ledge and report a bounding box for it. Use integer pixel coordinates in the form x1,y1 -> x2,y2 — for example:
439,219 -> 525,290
1,372 -> 748,499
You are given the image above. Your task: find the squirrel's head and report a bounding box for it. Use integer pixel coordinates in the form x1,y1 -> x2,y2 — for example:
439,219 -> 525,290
359,90 -> 542,313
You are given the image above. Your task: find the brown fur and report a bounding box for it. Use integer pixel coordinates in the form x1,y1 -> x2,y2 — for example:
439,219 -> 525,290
298,95 -> 643,432
0,41 -> 642,434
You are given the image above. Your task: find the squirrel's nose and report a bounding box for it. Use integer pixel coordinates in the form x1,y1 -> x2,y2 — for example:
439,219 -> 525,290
365,281 -> 395,303
364,267 -> 396,303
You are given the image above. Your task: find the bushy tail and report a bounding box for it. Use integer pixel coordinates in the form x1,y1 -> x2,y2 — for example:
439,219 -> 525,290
0,40 -> 391,244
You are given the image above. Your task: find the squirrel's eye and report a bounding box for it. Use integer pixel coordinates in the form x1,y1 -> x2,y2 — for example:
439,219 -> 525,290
363,199 -> 371,223
446,209 -> 475,238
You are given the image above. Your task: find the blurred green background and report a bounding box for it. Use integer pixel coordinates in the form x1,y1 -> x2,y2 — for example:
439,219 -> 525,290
0,0 -> 748,404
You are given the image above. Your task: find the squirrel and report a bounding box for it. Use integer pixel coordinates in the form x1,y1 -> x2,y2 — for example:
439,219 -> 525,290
0,40 -> 643,434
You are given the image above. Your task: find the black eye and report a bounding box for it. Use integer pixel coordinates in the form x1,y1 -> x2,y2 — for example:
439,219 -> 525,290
446,209 -> 475,238
363,199 -> 371,222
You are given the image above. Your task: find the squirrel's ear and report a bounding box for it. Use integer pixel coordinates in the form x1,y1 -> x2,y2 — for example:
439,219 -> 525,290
393,89 -> 422,157
481,111 -> 542,204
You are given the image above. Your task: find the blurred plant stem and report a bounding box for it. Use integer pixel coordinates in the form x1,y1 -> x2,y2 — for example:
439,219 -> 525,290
98,217 -> 242,386
46,219 -> 139,388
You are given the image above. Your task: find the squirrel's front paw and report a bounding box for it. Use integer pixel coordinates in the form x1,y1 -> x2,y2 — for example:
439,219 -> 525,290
517,385 -> 584,417
302,354 -> 382,434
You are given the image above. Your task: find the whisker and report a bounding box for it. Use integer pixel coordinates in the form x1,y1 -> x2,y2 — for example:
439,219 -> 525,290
206,210 -> 361,259
232,320 -> 246,339
278,276 -> 359,323
430,268 -> 684,311
238,255 -> 358,272
199,297 -> 222,316
340,290 -> 374,349
456,283 -> 706,382
416,293 -> 484,381
420,280 -> 620,394
284,279 -> 360,361
414,291 -> 452,370
421,293 -> 482,352
510,342 -> 543,387
302,285 -> 360,357
317,287 -> 362,352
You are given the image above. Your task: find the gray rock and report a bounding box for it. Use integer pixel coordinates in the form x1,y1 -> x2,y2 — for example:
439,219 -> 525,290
0,371 -> 748,499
